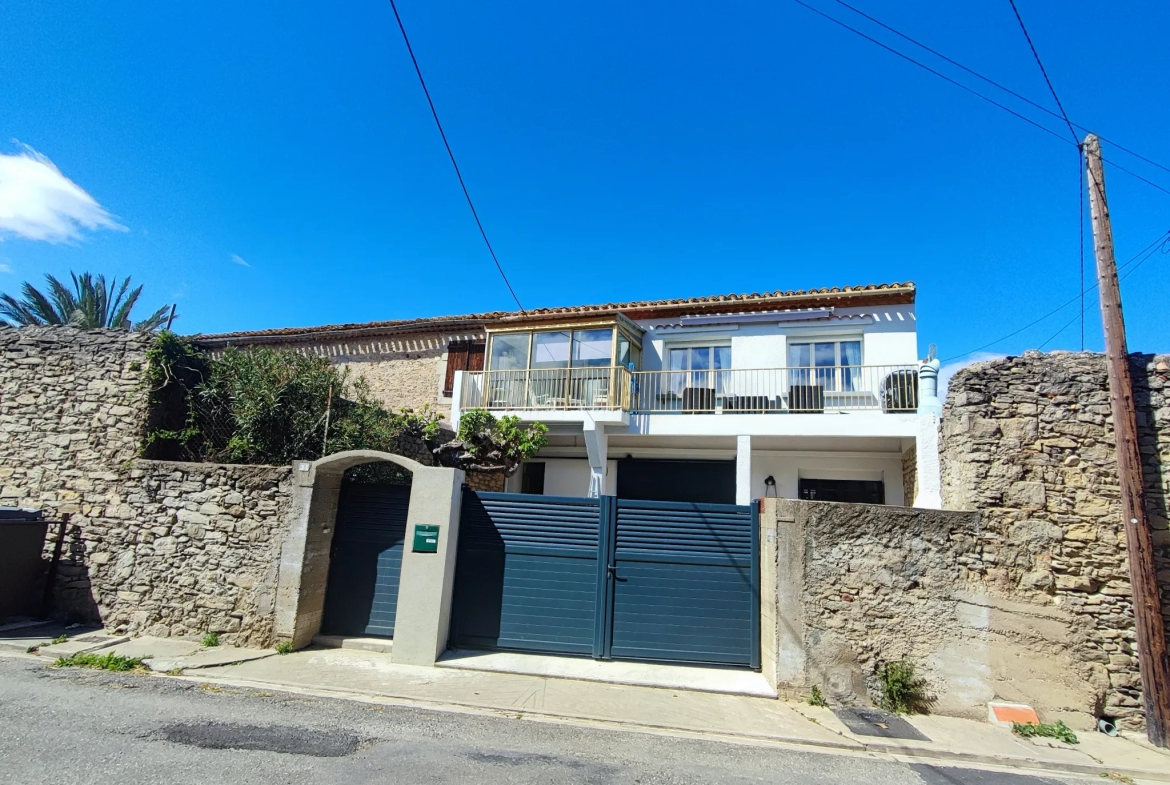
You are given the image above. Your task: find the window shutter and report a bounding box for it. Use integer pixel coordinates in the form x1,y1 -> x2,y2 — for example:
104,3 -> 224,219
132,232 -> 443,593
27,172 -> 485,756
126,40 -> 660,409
467,341 -> 485,372
444,342 -> 470,397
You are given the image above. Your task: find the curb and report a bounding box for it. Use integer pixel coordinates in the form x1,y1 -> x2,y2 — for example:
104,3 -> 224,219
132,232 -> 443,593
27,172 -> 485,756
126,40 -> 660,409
173,668 -> 1170,782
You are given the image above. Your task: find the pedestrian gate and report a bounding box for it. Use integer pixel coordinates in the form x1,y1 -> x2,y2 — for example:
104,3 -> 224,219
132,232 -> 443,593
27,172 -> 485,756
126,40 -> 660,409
321,483 -> 410,638
449,491 -> 759,668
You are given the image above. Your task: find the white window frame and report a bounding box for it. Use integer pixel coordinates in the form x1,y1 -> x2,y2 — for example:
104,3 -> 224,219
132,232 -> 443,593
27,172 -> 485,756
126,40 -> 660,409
785,336 -> 863,392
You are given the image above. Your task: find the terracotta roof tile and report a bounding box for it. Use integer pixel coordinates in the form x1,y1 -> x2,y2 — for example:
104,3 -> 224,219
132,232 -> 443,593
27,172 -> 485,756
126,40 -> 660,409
195,282 -> 914,345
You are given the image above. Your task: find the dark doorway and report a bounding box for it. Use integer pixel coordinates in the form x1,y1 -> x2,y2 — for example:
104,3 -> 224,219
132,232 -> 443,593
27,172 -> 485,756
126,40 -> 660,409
520,462 -> 546,495
798,478 -> 885,504
616,459 -> 735,504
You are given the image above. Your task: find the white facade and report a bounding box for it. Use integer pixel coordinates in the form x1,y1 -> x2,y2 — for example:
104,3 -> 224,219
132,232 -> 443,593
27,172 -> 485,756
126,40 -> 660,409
453,295 -> 943,509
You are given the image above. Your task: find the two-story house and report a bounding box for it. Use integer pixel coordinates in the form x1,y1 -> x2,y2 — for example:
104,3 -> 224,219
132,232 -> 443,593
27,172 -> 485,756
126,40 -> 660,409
452,281 -> 941,509
199,281 -> 942,508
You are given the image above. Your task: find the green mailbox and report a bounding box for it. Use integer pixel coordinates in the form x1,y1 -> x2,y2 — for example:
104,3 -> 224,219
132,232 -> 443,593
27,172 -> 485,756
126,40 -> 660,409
412,524 -> 439,553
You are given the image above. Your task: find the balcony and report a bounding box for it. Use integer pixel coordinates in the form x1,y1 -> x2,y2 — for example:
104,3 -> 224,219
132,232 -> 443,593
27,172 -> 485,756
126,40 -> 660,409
460,365 -> 921,415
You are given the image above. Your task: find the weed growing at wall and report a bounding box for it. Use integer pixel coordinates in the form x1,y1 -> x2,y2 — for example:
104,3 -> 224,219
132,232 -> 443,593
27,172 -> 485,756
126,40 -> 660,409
876,660 -> 933,714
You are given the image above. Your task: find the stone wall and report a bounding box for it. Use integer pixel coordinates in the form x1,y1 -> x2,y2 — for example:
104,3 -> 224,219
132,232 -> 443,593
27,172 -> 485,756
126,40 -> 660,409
764,497 -> 1103,729
0,327 -> 151,511
62,460 -> 293,647
940,351 -> 1170,730
901,445 -> 916,507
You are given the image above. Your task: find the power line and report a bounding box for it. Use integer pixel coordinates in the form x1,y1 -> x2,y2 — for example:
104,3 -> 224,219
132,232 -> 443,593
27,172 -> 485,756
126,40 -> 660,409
385,0 -> 525,312
827,0 -> 1170,177
942,229 -> 1170,362
1036,245 -> 1166,350
1005,0 -> 1078,144
791,1 -> 1170,196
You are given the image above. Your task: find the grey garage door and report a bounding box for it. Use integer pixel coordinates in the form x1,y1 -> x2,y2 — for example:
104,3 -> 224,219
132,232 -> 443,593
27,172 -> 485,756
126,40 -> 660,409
320,483 -> 410,638
451,490 -> 758,668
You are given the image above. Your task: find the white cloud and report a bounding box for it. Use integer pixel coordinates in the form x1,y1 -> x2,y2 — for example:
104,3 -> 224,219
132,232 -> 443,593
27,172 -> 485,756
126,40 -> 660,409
0,143 -> 126,243
230,253 -> 250,267
939,351 -> 1007,399
0,259 -> 11,274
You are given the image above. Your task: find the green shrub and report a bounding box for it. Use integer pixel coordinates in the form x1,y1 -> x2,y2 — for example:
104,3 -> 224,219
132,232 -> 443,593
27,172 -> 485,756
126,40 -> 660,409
201,633 -> 219,647
807,685 -> 828,708
142,336 -> 442,465
1012,720 -> 1078,745
275,641 -> 293,655
55,652 -> 147,672
876,660 -> 933,714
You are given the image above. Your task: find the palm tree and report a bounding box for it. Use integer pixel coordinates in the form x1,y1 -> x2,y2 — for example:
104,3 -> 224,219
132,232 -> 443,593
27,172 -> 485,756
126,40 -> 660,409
0,272 -> 173,331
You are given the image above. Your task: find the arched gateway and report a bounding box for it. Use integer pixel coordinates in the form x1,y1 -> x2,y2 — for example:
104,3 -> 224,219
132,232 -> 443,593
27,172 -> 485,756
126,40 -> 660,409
273,450 -> 464,665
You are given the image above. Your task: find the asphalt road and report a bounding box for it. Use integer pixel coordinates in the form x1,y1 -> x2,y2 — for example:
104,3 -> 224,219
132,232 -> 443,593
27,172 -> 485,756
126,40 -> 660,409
0,657 -> 1078,785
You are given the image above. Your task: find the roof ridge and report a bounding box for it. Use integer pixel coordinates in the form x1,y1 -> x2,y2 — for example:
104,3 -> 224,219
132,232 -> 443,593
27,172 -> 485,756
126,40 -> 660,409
196,281 -> 914,343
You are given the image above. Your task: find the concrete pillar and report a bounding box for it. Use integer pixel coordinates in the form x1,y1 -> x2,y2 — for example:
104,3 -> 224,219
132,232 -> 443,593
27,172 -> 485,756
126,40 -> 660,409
274,461 -> 344,648
582,417 -> 608,498
914,414 -> 943,509
391,466 -> 465,666
736,434 -> 752,505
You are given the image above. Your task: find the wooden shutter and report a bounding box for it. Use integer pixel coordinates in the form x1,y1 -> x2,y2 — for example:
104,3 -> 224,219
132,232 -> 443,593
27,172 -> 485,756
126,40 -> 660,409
444,342 -> 470,397
444,340 -> 486,396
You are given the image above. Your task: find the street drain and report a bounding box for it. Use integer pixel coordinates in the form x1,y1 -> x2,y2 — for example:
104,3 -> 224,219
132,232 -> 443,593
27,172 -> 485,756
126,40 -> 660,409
159,722 -> 360,757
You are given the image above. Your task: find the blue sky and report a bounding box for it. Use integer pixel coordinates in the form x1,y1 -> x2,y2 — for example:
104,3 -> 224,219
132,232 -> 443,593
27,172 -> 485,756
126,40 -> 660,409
1,1 -> 1167,370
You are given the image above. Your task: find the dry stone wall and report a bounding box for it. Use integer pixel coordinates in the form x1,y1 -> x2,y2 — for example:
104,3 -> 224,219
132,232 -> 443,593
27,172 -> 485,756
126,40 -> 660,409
0,328 -> 293,645
940,350 -> 1170,730
764,498 -> 1101,728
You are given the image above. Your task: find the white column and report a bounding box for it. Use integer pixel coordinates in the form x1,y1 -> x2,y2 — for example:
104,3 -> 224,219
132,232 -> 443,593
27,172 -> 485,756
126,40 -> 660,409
914,414 -> 943,509
582,416 -> 608,498
736,434 -> 752,505
450,370 -> 464,430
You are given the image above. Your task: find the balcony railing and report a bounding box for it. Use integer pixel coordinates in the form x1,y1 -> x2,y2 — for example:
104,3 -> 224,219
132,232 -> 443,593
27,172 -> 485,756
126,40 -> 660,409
460,364 -> 920,414
460,367 -> 632,411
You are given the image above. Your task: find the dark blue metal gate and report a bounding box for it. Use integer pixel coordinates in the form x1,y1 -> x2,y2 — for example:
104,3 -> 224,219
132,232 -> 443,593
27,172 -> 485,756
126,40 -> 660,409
449,491 -> 602,655
607,499 -> 759,667
320,483 -> 410,638
451,490 -> 759,668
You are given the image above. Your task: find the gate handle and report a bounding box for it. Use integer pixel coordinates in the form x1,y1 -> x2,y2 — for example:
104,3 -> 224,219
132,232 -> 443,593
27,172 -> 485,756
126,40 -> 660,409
607,564 -> 626,581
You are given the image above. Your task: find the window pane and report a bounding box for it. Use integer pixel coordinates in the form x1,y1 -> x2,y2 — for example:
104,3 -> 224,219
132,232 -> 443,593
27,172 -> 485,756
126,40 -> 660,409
531,331 -> 570,369
669,348 -> 687,396
814,343 -> 836,367
788,343 -> 810,367
616,334 -> 631,368
690,347 -> 710,370
489,333 -> 530,371
571,329 -> 613,367
841,341 -> 862,391
714,346 -> 731,394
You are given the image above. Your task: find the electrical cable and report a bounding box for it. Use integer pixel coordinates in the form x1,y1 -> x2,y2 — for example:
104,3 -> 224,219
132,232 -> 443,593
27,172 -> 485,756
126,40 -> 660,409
942,229 -> 1170,362
385,0 -> 525,312
791,1 -> 1170,196
828,0 -> 1170,176
1006,0 -> 1079,144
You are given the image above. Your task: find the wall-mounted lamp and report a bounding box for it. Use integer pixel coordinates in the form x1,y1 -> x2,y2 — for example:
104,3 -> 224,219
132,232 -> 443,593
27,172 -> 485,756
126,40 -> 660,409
764,475 -> 777,498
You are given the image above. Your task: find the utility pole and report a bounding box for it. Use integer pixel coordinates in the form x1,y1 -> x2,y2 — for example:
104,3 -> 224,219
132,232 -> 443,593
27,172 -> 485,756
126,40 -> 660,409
1084,133 -> 1170,747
